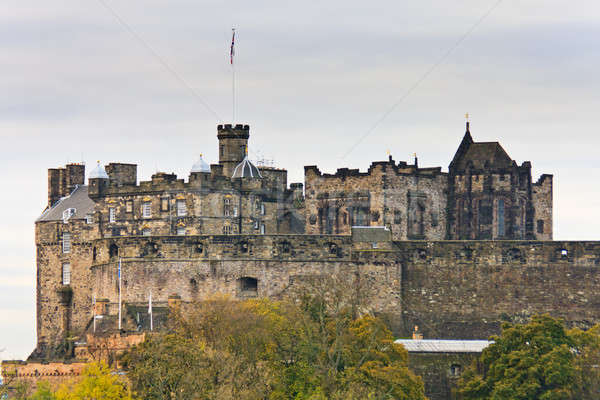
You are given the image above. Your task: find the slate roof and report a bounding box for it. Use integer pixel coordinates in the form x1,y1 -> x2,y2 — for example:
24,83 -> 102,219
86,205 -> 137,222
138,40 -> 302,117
454,142 -> 514,170
37,185 -> 95,222
395,339 -> 493,353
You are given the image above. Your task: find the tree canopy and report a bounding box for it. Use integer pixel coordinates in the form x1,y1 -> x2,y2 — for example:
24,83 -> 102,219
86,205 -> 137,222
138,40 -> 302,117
458,314 -> 600,400
121,290 -> 426,400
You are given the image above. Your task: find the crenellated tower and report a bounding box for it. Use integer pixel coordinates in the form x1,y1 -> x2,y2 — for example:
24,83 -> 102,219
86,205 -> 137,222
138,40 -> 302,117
217,124 -> 250,177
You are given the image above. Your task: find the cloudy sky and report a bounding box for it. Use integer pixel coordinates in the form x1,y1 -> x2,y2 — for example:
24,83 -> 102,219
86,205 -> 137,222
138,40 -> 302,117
1,0 -> 600,360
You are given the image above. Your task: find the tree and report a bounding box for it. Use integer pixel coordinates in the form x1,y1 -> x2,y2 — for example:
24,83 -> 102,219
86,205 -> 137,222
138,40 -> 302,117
54,362 -> 135,400
121,290 -> 426,400
459,315 -> 578,400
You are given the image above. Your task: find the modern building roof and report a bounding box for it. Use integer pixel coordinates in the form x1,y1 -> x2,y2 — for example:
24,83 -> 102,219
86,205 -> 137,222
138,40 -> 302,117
232,155 -> 262,179
395,339 -> 493,353
89,162 -> 109,179
37,185 -> 95,222
191,154 -> 211,173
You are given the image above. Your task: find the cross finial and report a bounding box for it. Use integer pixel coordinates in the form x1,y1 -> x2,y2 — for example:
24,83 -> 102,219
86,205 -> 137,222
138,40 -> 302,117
386,149 -> 391,156
465,112 -> 470,121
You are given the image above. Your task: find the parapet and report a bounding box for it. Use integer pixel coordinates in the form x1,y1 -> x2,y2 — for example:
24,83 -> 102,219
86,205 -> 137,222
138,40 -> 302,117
217,123 -> 250,139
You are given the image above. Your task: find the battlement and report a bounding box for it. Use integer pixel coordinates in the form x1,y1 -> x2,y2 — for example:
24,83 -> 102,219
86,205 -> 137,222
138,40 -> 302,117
305,158 -> 445,180
217,123 -> 250,139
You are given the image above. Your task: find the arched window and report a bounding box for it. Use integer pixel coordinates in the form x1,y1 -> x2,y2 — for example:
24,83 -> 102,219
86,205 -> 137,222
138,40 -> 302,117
109,243 -> 119,258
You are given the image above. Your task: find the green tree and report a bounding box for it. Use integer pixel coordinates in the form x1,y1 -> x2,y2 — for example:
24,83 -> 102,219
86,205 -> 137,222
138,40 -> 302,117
459,315 -> 577,400
54,362 -> 134,400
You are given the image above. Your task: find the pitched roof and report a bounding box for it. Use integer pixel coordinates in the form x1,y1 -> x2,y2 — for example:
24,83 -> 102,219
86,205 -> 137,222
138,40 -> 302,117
395,339 -> 493,353
37,185 -> 95,222
452,141 -> 514,170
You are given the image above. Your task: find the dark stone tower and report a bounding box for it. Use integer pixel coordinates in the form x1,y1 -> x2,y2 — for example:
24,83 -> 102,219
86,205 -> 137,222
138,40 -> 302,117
217,124 -> 250,177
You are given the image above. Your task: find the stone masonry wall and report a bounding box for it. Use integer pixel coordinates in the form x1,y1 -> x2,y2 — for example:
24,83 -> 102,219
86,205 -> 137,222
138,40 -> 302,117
395,240 -> 600,339
304,160 -> 447,240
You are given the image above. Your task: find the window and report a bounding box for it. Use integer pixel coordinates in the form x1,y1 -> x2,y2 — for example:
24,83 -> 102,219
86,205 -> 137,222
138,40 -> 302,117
177,227 -> 186,236
109,207 -> 116,223
254,221 -> 259,230
86,214 -> 94,224
142,228 -> 151,236
62,233 -> 71,253
126,200 -> 133,213
223,225 -> 232,235
142,202 -> 152,218
260,224 -> 265,235
161,197 -> 169,212
62,208 -> 76,223
497,199 -> 505,237
62,263 -> 71,285
260,203 -> 265,215
233,206 -> 238,217
176,200 -> 187,216
537,220 -> 544,234
240,277 -> 258,293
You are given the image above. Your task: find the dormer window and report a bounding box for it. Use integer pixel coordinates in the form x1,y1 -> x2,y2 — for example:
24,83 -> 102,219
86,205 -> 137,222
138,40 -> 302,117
62,233 -> 71,253
86,214 -> 94,224
109,207 -> 116,223
62,208 -> 76,223
142,202 -> 152,218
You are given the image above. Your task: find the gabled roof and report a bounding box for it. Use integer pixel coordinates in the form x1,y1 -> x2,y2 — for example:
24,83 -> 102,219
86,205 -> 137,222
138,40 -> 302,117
37,185 -> 95,222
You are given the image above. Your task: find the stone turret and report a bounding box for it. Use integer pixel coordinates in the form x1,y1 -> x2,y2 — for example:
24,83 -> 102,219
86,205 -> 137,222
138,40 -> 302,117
217,124 -> 250,177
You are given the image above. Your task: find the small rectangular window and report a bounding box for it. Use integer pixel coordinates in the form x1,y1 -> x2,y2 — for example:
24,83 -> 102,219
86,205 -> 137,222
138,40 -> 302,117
254,221 -> 259,230
142,228 -> 151,236
233,206 -> 238,217
62,263 -> 71,285
142,202 -> 152,218
161,197 -> 169,212
176,200 -> 187,216
109,207 -> 116,223
260,224 -> 265,235
126,200 -> 133,213
62,233 -> 71,253
86,214 -> 94,224
537,220 -> 544,234
260,203 -> 265,215
177,227 -> 186,236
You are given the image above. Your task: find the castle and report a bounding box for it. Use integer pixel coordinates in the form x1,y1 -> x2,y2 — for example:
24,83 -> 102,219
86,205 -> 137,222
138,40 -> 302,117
26,121 -> 600,399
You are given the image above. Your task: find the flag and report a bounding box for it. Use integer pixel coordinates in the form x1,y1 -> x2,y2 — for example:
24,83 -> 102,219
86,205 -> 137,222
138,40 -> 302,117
230,28 -> 235,65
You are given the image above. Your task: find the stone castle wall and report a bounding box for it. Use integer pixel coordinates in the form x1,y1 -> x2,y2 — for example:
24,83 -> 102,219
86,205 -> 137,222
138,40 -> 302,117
304,160 -> 447,240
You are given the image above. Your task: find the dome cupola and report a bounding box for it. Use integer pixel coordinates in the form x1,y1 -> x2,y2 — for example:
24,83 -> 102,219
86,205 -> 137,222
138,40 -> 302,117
89,161 -> 109,180
232,155 -> 262,179
191,154 -> 211,173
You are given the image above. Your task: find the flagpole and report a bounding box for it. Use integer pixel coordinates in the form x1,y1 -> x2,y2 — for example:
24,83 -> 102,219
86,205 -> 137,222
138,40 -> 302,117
148,292 -> 153,331
118,257 -> 122,331
231,27 -> 236,123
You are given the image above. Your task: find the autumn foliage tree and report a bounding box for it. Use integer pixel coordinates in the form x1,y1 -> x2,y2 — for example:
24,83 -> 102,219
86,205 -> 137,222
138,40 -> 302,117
121,275 -> 426,400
